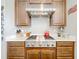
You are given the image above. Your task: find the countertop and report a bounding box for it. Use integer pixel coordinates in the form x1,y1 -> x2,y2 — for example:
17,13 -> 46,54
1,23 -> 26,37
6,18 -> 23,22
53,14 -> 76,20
5,35 -> 76,41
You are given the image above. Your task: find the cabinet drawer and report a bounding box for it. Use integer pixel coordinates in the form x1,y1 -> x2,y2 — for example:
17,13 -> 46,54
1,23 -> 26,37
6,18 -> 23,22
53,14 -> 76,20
57,41 -> 74,47
57,47 -> 73,57
8,57 -> 25,59
7,41 -> 25,47
8,47 -> 25,57
57,57 -> 73,59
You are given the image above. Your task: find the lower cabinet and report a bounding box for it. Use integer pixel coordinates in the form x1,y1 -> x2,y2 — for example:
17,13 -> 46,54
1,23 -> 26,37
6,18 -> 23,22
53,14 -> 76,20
41,50 -> 56,59
26,48 -> 56,59
7,41 -> 25,59
56,41 -> 74,59
7,41 -> 74,59
26,50 -> 40,59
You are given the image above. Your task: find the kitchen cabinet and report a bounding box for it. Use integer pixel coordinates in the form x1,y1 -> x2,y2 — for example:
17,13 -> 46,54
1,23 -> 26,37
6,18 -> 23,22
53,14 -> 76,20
27,0 -> 53,3
26,50 -> 40,59
50,1 -> 66,26
7,41 -> 74,59
41,50 -> 56,59
7,41 -> 25,59
25,48 -> 56,59
15,0 -> 31,26
56,41 -> 74,59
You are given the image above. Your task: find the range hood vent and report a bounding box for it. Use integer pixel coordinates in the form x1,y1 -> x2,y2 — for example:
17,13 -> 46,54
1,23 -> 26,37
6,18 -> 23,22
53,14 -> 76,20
26,8 -> 55,16
26,4 -> 56,16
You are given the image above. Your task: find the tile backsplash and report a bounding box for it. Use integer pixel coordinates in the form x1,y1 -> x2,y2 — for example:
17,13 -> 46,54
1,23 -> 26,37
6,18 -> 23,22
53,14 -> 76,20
17,16 -> 58,35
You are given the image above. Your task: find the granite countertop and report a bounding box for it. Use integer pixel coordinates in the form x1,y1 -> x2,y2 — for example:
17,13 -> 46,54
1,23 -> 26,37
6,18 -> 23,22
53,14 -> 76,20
5,35 -> 76,41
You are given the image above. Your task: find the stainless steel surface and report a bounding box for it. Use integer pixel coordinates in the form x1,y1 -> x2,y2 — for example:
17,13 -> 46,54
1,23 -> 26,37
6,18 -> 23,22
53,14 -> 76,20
25,35 -> 56,47
26,4 -> 55,16
27,35 -> 54,40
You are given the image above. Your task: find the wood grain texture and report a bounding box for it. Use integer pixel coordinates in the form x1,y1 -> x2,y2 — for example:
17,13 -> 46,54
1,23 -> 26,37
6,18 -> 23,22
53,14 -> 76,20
56,41 -> 74,59
8,57 -> 25,59
51,1 -> 66,26
7,42 -> 25,59
15,0 -> 31,26
57,41 -> 74,47
25,48 -> 56,59
7,41 -> 25,47
41,50 -> 56,59
26,50 -> 40,59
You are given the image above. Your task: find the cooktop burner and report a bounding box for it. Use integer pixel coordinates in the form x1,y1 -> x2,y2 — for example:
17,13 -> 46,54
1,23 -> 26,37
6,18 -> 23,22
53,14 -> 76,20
25,35 -> 56,47
26,35 -> 55,40
27,35 -> 37,40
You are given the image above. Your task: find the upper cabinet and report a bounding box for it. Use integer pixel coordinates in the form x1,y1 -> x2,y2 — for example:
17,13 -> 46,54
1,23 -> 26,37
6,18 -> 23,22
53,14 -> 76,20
27,0 -> 53,4
15,0 -> 31,26
50,1 -> 66,26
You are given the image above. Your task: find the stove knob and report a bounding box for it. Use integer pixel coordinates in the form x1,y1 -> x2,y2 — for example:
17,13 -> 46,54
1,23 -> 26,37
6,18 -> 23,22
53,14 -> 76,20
39,44 -> 41,47
27,44 -> 30,47
47,44 -> 49,47
51,44 -> 54,46
31,44 -> 34,47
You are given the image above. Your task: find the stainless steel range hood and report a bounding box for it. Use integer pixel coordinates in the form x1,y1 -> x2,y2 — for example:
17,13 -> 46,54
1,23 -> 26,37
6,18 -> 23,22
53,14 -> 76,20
26,4 -> 56,16
26,9 -> 55,16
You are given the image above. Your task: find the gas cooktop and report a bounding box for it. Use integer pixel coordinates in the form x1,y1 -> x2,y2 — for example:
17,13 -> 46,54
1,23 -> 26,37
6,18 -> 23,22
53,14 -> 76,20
26,35 -> 54,40
25,35 -> 56,47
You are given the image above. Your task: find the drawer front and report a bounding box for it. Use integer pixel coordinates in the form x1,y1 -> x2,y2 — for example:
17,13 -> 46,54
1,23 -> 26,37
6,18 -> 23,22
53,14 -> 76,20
57,47 -> 73,57
7,41 -> 25,47
57,41 -> 74,47
8,47 -> 25,57
8,57 -> 25,59
57,57 -> 73,59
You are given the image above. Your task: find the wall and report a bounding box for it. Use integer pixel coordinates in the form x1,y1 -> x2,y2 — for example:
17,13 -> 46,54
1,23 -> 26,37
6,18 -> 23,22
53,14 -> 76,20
4,0 -> 58,37
65,0 -> 77,36
4,0 -> 16,37
4,0 -> 77,37
66,0 -> 77,59
2,0 -> 77,59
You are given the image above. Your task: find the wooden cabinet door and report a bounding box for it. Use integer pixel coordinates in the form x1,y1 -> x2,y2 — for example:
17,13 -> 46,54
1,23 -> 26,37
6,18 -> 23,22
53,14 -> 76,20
26,50 -> 40,59
56,41 -> 74,59
7,42 -> 25,59
15,1 -> 30,26
51,2 -> 66,26
41,50 -> 56,59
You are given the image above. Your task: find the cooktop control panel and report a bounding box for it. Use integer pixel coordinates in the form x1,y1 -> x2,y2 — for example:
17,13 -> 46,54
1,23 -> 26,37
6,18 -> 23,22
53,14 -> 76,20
25,40 -> 56,47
